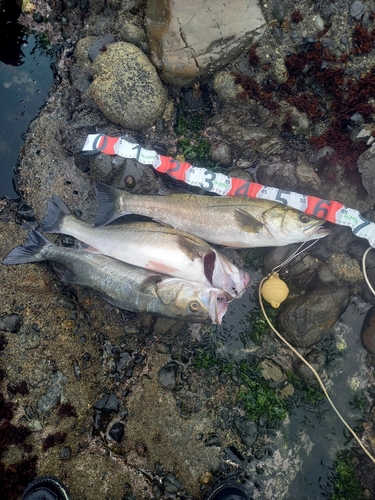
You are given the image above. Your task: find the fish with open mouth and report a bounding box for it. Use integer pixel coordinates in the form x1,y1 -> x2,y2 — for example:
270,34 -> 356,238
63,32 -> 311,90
40,196 -> 250,298
2,230 -> 231,324
93,183 -> 330,248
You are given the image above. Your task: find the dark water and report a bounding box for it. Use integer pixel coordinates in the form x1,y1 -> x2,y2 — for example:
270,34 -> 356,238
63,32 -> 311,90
0,1 -> 55,198
210,268 -> 370,499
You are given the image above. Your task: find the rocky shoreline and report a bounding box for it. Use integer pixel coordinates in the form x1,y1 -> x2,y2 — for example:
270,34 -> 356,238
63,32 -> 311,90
1,0 -> 375,498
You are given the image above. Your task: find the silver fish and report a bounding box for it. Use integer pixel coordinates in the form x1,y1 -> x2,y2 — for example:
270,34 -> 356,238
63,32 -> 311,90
39,196 -> 250,298
2,230 -> 231,324
94,183 -> 330,248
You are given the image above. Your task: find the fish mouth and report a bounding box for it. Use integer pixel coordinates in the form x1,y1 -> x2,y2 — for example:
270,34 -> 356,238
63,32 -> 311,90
203,290 -> 231,324
305,222 -> 330,239
213,291 -> 232,325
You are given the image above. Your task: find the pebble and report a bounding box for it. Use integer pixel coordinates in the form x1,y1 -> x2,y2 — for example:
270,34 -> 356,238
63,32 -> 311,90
135,441 -> 147,455
340,36 -> 348,46
17,203 -> 35,222
295,348 -> 326,385
350,1 -> 366,21
37,372 -> 67,413
157,362 -> 179,390
220,408 -> 230,424
61,319 -> 75,329
116,352 -> 132,372
64,0 -> 77,8
209,143 -> 232,167
181,86 -> 206,111
234,417 -> 258,447
0,313 -> 22,333
94,393 -> 121,412
320,2 -> 336,20
162,473 -> 183,493
124,175 -> 135,188
32,12 -> 44,23
155,342 -> 171,354
361,307 -> 375,354
59,446 -> 72,460
204,434 -> 221,447
199,471 -> 213,485
72,359 -> 81,380
272,0 -> 288,22
109,422 -> 125,442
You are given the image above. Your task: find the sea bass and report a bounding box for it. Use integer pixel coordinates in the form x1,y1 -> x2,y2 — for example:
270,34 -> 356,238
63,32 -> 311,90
94,183 -> 330,248
2,230 -> 231,324
40,196 -> 249,298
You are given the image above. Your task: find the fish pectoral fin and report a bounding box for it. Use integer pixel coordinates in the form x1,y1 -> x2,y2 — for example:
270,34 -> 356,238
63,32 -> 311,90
176,234 -> 201,261
147,261 -> 179,275
138,274 -> 163,291
101,296 -> 132,311
61,270 -> 86,286
77,242 -> 102,253
234,209 -> 264,233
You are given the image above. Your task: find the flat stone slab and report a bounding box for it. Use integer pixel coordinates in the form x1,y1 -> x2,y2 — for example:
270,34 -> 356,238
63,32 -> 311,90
145,0 -> 266,87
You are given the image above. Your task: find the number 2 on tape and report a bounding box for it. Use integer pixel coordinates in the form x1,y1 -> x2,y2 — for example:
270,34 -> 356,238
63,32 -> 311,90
165,160 -> 182,177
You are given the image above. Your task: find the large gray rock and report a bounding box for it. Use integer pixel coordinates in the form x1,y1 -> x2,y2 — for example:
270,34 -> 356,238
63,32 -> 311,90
90,42 -> 167,130
145,0 -> 266,87
357,143 -> 375,198
278,286 -> 350,348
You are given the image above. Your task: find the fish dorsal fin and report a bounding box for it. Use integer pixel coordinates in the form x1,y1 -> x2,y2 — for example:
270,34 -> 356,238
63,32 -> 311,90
176,234 -> 204,261
234,209 -> 264,233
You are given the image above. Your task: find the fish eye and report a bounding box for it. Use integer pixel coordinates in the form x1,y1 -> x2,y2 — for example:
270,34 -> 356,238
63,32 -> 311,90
189,301 -> 200,313
299,214 -> 310,224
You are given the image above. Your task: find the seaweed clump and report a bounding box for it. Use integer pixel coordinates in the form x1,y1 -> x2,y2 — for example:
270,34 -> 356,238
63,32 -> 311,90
291,10 -> 303,23
233,27 -> 375,175
352,26 -> 375,55
7,380 -> 29,396
57,401 -> 78,419
248,44 -> 259,66
232,72 -> 280,111
42,431 -> 67,452
283,41 -> 375,171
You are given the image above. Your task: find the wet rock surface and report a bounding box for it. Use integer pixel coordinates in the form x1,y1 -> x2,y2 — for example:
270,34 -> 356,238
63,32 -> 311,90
145,0 -> 266,86
2,0 -> 375,498
90,42 -> 167,130
279,286 -> 350,348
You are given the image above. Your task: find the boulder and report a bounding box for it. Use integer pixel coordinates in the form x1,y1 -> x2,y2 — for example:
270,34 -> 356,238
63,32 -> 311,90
90,42 -> 167,130
357,143 -> 375,198
278,286 -> 350,348
145,0 -> 266,87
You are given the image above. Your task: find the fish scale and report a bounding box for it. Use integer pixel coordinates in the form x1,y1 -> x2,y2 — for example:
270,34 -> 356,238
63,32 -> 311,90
94,183 -> 330,248
2,230 -> 230,323
40,195 -> 250,298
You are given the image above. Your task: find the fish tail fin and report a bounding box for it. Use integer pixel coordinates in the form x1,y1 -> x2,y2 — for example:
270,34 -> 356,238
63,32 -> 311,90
2,230 -> 50,265
40,195 -> 71,233
94,183 -> 129,227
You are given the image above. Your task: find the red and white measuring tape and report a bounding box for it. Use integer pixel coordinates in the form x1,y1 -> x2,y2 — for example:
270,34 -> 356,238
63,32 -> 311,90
82,134 -> 375,247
